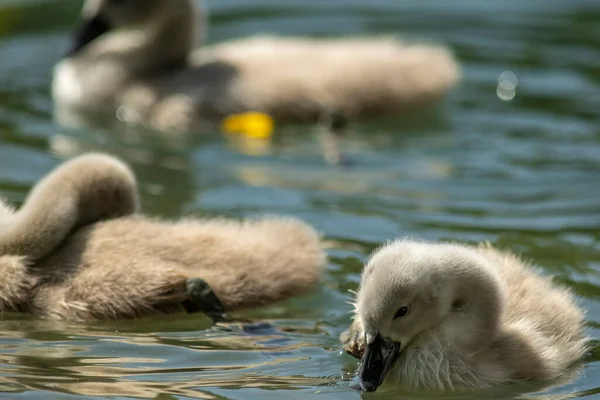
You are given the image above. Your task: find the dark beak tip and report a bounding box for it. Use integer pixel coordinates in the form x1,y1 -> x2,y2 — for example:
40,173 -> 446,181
359,380 -> 379,393
356,335 -> 401,394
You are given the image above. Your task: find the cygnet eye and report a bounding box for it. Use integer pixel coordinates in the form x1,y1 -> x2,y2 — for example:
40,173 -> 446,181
393,306 -> 409,319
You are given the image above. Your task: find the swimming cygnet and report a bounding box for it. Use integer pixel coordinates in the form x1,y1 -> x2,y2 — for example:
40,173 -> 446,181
52,0 -> 461,132
340,239 -> 588,392
0,153 -> 325,321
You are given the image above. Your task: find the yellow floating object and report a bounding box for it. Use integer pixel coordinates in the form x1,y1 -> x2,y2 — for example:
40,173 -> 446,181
222,112 -> 274,139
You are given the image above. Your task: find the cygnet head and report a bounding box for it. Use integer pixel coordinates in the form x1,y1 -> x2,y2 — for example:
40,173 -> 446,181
65,0 -> 196,61
355,239 -> 506,392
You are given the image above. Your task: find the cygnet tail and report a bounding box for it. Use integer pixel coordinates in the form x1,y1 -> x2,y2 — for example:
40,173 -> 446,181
0,153 -> 139,260
199,216 -> 327,310
324,38 -> 461,116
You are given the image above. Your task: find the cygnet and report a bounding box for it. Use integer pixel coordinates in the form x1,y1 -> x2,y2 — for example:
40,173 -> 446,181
341,239 -> 588,392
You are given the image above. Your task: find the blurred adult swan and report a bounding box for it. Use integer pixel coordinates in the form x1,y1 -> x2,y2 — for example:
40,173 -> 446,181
52,0 -> 461,133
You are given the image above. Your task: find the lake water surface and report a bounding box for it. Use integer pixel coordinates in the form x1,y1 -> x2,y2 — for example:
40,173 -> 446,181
0,0 -> 599,399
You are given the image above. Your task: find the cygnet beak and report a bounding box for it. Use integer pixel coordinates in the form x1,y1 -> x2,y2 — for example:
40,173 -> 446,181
358,334 -> 401,392
65,15 -> 111,57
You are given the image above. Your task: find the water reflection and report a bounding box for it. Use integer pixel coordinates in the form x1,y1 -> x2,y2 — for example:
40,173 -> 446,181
0,317 -> 341,398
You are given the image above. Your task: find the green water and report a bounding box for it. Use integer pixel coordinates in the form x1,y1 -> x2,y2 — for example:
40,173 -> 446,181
0,0 -> 599,398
